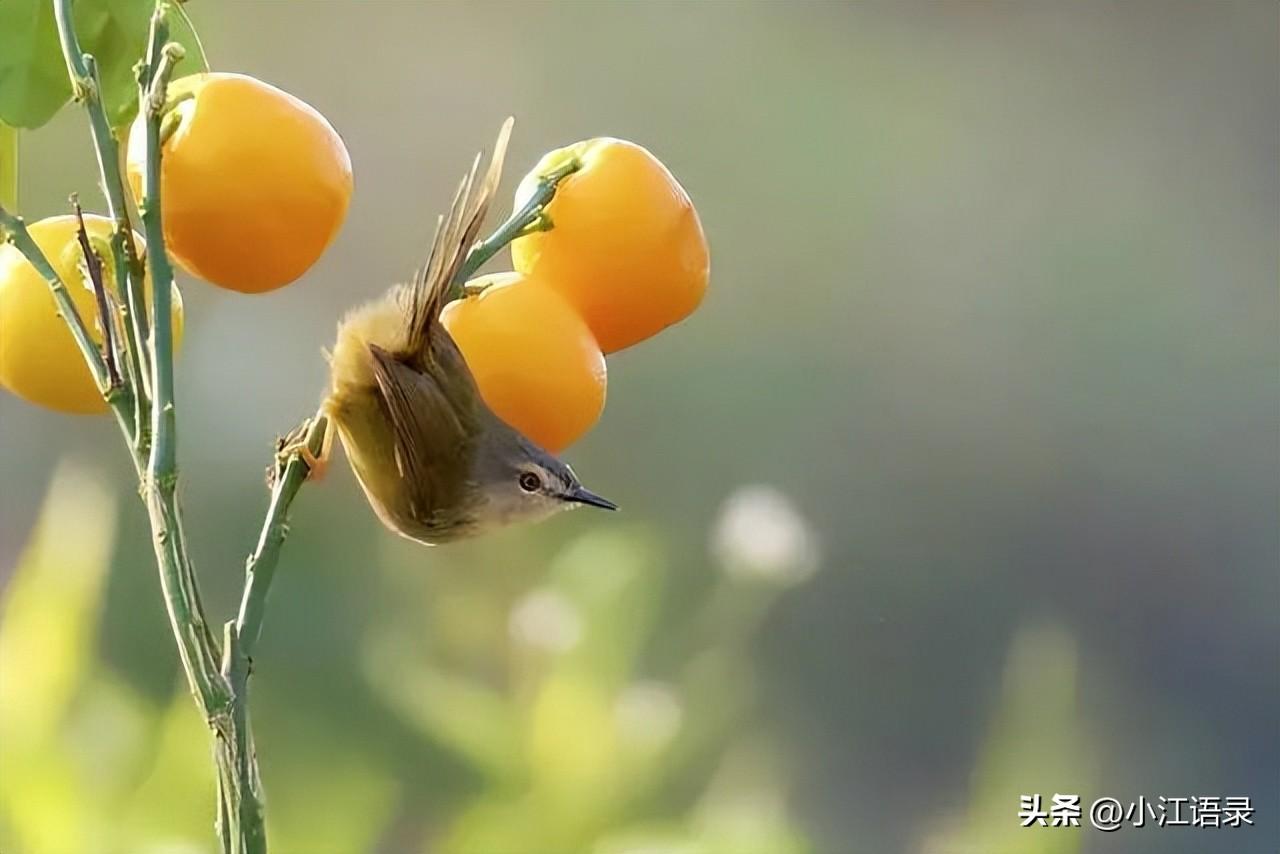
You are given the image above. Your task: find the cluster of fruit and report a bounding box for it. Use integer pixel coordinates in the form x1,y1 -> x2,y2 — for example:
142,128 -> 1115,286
445,137 -> 709,451
0,72 -> 350,414
1,72 -> 708,455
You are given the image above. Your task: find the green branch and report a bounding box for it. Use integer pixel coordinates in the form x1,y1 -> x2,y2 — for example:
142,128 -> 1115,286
132,11 -> 227,708
450,156 -> 581,295
139,38 -> 182,476
32,2 -> 337,852
236,415 -> 330,655
131,0 -> 239,776
53,0 -> 152,446
219,623 -> 266,852
219,413 -> 332,851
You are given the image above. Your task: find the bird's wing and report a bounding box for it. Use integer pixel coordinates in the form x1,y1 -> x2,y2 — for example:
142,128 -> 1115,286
367,344 -> 477,519
405,117 -> 512,358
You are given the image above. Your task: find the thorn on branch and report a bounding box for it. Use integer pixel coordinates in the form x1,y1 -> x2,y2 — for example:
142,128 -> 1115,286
69,55 -> 98,102
516,210 -> 555,238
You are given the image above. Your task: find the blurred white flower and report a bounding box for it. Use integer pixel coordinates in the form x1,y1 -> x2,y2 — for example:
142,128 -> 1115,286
508,589 -> 582,653
710,485 -> 820,585
615,680 -> 683,753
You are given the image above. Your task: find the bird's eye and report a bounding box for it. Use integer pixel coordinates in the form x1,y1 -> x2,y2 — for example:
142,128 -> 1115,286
518,472 -> 542,493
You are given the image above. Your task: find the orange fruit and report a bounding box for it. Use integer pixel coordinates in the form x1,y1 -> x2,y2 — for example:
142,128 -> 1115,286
510,138 -> 708,353
125,72 -> 352,293
440,272 -> 606,453
0,214 -> 184,414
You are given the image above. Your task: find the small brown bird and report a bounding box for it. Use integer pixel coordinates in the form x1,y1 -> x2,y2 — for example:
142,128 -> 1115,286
318,121 -> 615,544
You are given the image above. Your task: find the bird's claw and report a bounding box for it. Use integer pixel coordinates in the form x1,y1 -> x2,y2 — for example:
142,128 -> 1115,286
267,418 -> 328,488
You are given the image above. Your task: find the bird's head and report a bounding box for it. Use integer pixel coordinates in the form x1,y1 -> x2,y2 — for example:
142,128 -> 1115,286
469,418 -> 616,529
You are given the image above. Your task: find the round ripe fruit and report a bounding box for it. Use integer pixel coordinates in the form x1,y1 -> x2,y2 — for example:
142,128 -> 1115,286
0,214 -> 184,414
440,272 -> 606,453
125,72 -> 352,294
510,138 -> 708,354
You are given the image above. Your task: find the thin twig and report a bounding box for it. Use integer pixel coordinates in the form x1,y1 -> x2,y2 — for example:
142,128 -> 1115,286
72,195 -> 122,389
237,415 -> 330,654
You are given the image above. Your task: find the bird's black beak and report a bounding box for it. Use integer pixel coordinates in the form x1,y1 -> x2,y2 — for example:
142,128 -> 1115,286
563,485 -> 617,511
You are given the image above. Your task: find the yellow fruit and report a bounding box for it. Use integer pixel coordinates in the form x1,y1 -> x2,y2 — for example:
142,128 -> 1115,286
0,215 -> 183,414
441,272 -> 606,453
126,72 -> 352,293
510,138 -> 708,353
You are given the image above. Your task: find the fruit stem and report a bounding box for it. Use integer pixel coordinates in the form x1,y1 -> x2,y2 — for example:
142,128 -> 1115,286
450,156 -> 582,295
161,88 -> 196,116
54,1 -> 153,448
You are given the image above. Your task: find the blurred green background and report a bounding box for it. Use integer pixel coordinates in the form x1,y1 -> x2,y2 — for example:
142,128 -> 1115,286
1,2 -> 1276,853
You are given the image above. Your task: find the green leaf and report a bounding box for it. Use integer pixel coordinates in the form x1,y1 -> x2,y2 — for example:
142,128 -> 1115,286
0,123 -> 16,209
0,0 -> 209,130
0,0 -> 67,129
77,0 -> 211,128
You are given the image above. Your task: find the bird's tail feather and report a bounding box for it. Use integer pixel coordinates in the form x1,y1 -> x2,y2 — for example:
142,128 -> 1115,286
405,117 -> 512,356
